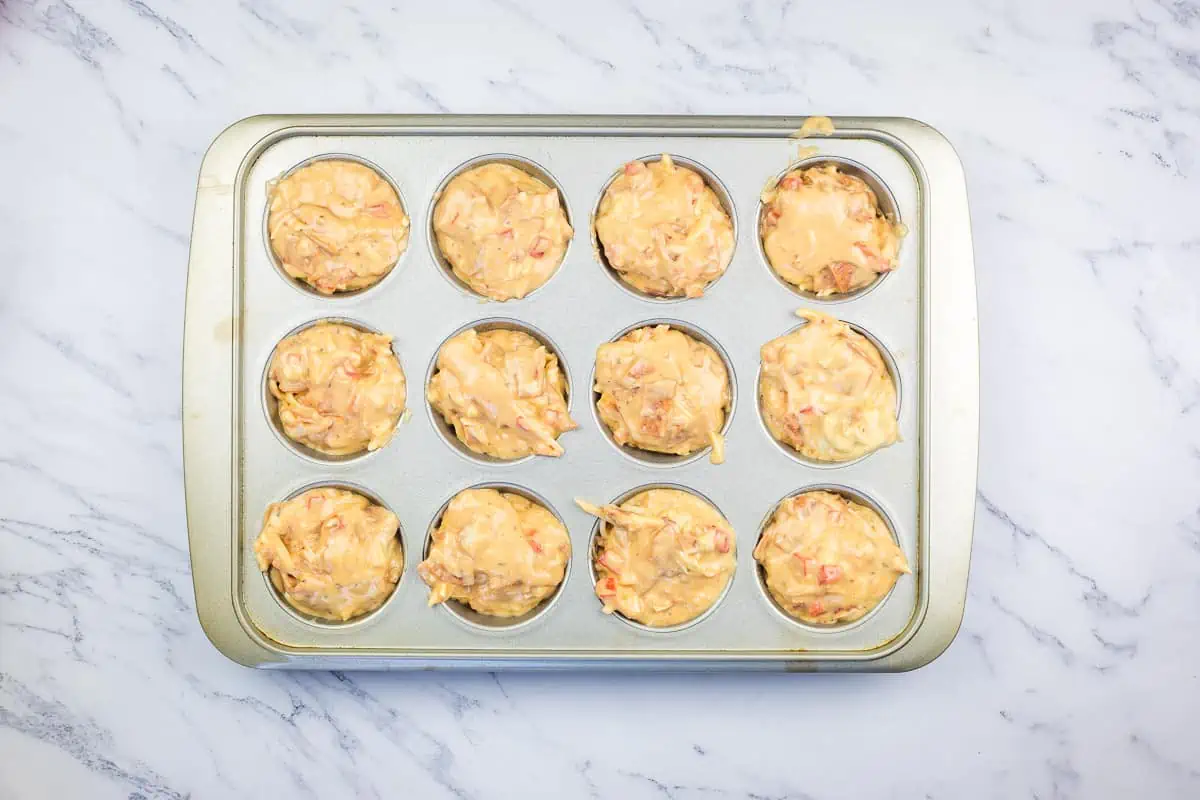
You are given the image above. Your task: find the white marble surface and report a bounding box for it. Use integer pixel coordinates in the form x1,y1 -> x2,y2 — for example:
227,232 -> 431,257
1,0 -> 1198,797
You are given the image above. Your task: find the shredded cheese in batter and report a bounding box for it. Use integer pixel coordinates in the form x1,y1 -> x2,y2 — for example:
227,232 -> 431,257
594,154 -> 734,298
593,325 -> 731,462
433,163 -> 572,300
578,489 -> 735,627
268,322 -> 407,456
754,490 -> 909,625
428,328 -> 577,459
254,487 -> 403,622
419,488 -> 570,617
268,159 -> 410,294
759,310 -> 898,462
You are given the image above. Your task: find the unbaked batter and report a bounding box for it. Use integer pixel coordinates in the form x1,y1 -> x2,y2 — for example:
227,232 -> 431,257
254,487 -> 403,622
754,490 -> 909,625
593,325 -> 730,463
760,163 -> 900,295
577,489 -> 735,627
432,162 -> 572,300
268,159 -> 410,294
419,488 -> 570,617
793,115 -> 835,138
427,328 -> 577,459
594,155 -> 734,298
268,322 -> 407,456
759,310 -> 898,462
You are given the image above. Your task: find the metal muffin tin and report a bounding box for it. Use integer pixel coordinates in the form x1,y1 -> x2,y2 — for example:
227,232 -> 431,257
183,115 -> 978,671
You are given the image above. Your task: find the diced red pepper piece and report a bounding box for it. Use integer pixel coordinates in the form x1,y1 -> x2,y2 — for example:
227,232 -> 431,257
808,599 -> 825,615
854,242 -> 875,259
714,530 -> 730,553
597,576 -> 617,597
829,262 -> 856,292
628,359 -> 654,379
855,242 -> 891,272
623,162 -> 642,176
818,564 -> 843,584
779,175 -> 802,191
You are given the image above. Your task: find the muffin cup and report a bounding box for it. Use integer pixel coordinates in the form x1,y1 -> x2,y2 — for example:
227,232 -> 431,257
260,480 -> 405,628
421,482 -> 572,633
590,318 -> 737,468
756,155 -> 901,303
590,153 -> 738,302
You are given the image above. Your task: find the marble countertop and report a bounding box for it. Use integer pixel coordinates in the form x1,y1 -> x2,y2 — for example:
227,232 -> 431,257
2,0 -> 1198,797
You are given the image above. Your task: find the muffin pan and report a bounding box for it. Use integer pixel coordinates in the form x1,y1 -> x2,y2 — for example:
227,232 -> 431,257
183,115 -> 978,671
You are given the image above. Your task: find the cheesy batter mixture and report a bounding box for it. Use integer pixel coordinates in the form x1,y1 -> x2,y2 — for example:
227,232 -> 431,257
759,310 -> 898,462
427,327 -> 577,459
594,155 -> 734,298
432,163 -> 573,300
594,325 -> 731,463
419,488 -> 570,618
268,159 -> 410,294
793,115 -> 836,137
268,322 -> 407,456
760,163 -> 900,296
754,490 -> 909,625
254,487 -> 403,622
578,489 -> 736,627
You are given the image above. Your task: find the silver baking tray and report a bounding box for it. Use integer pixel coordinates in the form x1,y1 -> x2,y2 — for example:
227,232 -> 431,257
183,115 -> 978,671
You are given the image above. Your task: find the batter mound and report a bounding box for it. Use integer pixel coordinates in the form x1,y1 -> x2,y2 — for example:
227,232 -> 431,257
754,490 -> 909,625
594,155 -> 734,298
254,487 -> 403,622
760,163 -> 900,295
432,163 -> 572,300
268,322 -> 407,456
268,159 -> 410,294
427,328 -> 577,459
759,310 -> 898,462
578,489 -> 735,627
419,488 -> 570,618
594,325 -> 731,463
